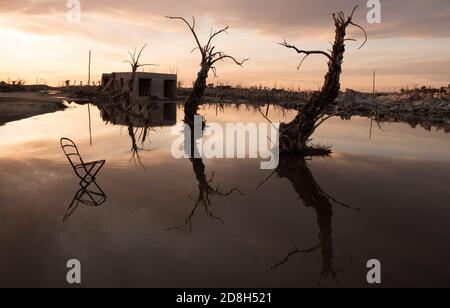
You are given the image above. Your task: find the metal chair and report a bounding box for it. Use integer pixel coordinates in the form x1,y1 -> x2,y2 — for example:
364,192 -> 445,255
63,183 -> 107,222
60,138 -> 106,188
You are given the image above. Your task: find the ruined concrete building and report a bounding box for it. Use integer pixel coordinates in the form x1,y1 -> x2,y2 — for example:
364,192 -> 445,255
101,72 -> 177,100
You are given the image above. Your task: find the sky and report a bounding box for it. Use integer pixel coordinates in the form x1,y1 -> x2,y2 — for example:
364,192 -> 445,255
0,0 -> 449,91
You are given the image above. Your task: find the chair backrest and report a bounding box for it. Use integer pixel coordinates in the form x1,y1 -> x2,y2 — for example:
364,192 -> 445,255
60,138 -> 84,168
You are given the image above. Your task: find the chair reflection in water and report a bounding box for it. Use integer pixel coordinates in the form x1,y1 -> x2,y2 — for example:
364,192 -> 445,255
60,138 -> 107,222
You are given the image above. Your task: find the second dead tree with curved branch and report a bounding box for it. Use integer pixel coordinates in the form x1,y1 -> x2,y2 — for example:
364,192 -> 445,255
279,6 -> 367,156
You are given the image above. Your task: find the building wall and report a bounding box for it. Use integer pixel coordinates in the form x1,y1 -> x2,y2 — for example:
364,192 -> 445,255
102,72 -> 177,100
152,78 -> 164,99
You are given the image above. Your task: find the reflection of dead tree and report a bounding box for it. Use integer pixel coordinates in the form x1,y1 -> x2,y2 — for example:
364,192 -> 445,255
279,6 -> 367,156
265,155 -> 361,284
166,158 -> 242,232
166,118 -> 242,232
166,16 -> 248,123
127,123 -> 158,168
271,237 -> 322,271
127,124 -> 143,166
98,102 -> 158,166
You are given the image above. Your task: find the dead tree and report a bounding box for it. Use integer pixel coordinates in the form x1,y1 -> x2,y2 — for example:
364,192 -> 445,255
124,44 -> 158,104
166,16 -> 248,123
279,6 -> 367,155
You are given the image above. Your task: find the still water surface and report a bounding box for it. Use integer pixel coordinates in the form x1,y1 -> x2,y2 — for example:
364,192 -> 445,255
0,103 -> 449,287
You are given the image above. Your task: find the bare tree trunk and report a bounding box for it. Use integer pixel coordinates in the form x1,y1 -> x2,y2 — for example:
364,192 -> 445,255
124,70 -> 137,105
166,16 -> 247,124
279,27 -> 345,154
123,44 -> 158,107
184,64 -> 210,123
279,7 -> 366,156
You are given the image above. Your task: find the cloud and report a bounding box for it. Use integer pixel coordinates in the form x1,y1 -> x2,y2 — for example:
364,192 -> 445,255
1,0 -> 449,39
0,0 -> 449,90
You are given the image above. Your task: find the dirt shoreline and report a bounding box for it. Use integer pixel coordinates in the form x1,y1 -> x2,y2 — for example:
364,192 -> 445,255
0,92 -> 67,125
2,88 -> 448,133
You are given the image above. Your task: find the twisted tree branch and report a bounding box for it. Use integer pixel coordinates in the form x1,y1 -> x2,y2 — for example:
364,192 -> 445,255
279,40 -> 332,69
166,16 -> 205,58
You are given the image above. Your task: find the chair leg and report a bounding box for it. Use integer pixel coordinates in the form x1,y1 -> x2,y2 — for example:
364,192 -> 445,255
79,179 -> 90,188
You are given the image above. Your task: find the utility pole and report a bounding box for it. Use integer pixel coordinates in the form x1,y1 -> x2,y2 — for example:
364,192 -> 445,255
87,50 -> 93,145
372,70 -> 376,95
88,103 -> 92,146
88,50 -> 91,86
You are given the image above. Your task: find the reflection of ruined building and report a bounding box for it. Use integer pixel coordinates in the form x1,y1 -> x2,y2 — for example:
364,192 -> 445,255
101,72 -> 177,100
98,102 -> 178,165
99,102 -> 177,127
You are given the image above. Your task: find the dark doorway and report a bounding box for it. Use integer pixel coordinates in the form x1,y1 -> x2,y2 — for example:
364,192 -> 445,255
163,103 -> 177,124
139,78 -> 152,97
164,80 -> 176,99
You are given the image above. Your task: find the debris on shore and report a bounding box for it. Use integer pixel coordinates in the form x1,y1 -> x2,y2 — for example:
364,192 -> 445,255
337,90 -> 450,132
0,92 -> 67,125
278,89 -> 450,132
